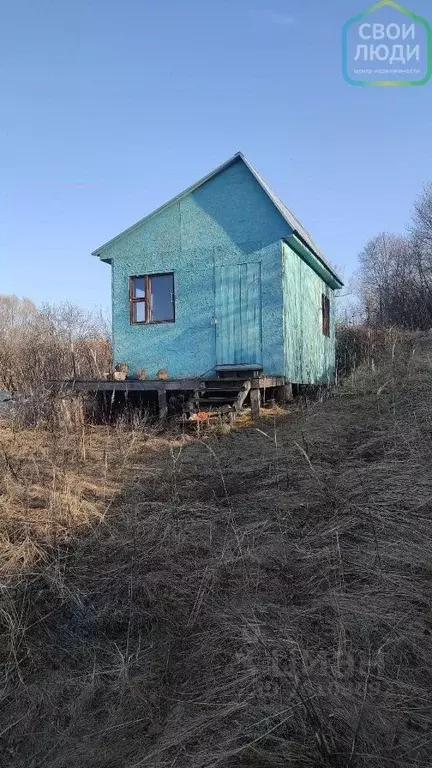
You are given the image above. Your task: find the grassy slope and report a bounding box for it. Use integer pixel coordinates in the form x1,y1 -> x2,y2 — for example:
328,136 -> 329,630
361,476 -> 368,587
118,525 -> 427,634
1,335 -> 432,767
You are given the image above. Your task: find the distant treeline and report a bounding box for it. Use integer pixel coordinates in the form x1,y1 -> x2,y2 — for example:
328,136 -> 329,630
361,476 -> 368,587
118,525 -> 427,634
0,295 -> 111,394
358,183 -> 432,329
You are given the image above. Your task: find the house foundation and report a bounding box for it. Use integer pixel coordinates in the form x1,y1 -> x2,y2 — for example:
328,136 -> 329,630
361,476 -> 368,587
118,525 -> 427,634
53,373 -> 287,424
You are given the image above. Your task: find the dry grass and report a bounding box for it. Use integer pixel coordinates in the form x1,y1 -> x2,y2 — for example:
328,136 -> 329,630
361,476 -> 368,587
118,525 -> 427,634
1,333 -> 432,767
0,424 -> 190,574
0,295 -> 111,401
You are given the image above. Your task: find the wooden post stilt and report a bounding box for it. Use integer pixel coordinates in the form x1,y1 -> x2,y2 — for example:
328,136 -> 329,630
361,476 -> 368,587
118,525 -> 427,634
284,383 -> 293,402
250,387 -> 261,421
276,382 -> 293,405
158,387 -> 168,421
193,389 -> 200,413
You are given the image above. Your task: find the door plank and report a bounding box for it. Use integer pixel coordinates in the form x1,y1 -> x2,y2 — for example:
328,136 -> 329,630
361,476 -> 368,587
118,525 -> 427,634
215,263 -> 262,367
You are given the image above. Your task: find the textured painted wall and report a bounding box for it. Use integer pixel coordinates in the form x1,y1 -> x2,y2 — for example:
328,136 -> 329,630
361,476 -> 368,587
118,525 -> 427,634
282,242 -> 336,383
100,159 -> 291,378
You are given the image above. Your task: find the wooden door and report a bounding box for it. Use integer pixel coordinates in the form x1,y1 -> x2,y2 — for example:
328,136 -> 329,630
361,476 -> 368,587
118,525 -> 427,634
215,263 -> 262,366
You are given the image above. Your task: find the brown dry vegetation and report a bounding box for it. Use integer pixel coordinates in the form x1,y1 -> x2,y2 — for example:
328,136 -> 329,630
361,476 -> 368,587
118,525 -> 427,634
1,332 -> 432,767
0,295 -> 111,398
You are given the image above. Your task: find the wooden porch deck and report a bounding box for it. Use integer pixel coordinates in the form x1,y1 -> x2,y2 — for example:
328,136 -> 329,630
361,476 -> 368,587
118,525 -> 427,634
54,374 -> 288,421
58,375 -> 285,393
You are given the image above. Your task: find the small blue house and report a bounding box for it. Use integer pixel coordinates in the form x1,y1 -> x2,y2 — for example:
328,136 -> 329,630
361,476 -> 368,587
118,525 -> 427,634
92,153 -> 343,385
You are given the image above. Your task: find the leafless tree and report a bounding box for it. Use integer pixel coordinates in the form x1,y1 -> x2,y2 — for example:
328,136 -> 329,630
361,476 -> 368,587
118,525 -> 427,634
410,183 -> 432,309
0,295 -> 111,394
358,186 -> 432,329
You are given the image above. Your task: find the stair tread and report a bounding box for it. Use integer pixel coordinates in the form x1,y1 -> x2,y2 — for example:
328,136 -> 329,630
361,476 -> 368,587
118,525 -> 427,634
208,379 -> 251,384
216,365 -> 262,371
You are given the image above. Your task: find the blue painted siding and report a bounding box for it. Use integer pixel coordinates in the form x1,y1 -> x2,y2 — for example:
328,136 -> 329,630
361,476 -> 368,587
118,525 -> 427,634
98,157 -> 338,383
282,242 -> 336,383
215,263 -> 262,366
102,159 -> 290,378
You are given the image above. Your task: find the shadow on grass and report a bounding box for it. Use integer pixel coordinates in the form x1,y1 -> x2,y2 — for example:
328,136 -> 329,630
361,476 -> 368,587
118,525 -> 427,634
1,340 -> 432,767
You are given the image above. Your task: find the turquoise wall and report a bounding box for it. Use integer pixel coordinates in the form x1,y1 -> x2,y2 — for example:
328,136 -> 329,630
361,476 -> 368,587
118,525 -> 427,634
100,159 -> 290,378
282,241 -> 336,383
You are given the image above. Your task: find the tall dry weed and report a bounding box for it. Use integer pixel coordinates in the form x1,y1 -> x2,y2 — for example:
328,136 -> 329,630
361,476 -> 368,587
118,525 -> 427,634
0,332 -> 431,767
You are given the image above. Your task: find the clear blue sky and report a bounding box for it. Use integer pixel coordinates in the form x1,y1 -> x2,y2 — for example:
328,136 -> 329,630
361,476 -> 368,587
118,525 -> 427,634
1,0 -> 431,311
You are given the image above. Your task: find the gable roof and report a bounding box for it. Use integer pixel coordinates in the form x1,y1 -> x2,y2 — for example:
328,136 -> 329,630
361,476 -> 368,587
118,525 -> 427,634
92,152 -> 343,286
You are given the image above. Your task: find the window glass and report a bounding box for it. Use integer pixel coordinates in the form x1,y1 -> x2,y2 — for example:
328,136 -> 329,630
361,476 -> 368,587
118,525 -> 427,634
150,274 -> 174,322
132,277 -> 145,299
133,301 -> 145,323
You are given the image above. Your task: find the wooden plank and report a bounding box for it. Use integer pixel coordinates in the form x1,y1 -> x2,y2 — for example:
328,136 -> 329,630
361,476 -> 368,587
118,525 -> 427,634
232,264 -> 240,364
284,383 -> 293,402
215,263 -> 262,368
240,263 -> 249,364
55,379 -> 205,393
249,263 -> 262,367
250,388 -> 261,420
275,383 -> 293,404
252,376 -> 285,389
53,377 -> 284,395
215,265 -> 223,366
157,388 -> 168,420
216,364 -> 263,372
234,381 -> 251,412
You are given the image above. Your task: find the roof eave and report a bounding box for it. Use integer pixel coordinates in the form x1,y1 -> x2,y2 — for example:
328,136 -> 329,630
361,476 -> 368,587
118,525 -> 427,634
283,235 -> 343,290
91,151 -> 343,288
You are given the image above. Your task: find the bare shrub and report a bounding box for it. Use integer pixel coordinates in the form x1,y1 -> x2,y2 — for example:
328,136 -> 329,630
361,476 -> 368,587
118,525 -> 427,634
336,324 -> 411,380
0,295 -> 111,396
0,296 -> 111,427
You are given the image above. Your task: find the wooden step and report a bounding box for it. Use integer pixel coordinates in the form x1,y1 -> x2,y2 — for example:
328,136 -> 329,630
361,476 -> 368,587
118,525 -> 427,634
205,381 -> 243,386
216,365 -> 262,372
206,377 -> 248,383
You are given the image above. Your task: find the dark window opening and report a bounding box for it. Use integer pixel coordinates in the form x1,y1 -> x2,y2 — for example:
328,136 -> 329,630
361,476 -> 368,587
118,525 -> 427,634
322,293 -> 330,337
129,273 -> 175,324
